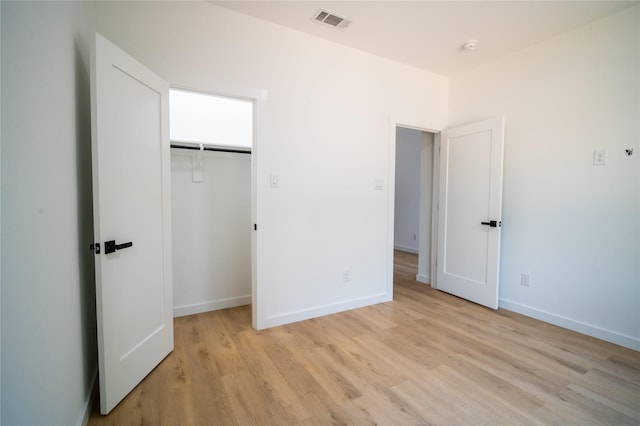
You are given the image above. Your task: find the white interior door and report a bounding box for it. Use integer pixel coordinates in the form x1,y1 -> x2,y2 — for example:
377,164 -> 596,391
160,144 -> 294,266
436,117 -> 504,309
91,33 -> 173,414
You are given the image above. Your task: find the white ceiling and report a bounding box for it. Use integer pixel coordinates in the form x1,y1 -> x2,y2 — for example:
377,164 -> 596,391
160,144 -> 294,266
212,1 -> 637,76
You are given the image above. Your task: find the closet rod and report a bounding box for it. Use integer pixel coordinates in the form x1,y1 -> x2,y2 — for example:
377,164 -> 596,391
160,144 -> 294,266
170,144 -> 251,155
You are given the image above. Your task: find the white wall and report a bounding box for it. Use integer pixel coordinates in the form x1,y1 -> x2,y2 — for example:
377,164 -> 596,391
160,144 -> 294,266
94,1 -> 448,328
394,127 -> 422,253
449,6 -> 640,349
1,2 -> 97,425
0,2 -> 445,422
1,4 -> 636,426
171,150 -> 251,317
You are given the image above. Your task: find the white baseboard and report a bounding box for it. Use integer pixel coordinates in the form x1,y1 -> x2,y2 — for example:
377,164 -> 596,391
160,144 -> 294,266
173,295 -> 251,318
260,292 -> 391,329
394,244 -> 418,254
76,368 -> 98,426
416,273 -> 430,284
499,298 -> 640,351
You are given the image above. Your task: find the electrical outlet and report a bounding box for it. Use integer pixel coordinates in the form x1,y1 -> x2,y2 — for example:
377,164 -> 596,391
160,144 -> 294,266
521,273 -> 531,287
343,270 -> 351,283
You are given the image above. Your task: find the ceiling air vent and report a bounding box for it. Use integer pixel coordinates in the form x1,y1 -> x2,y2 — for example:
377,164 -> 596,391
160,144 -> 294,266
313,9 -> 352,30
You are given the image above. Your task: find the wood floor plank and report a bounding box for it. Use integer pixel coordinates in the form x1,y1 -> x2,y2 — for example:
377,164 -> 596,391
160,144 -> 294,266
200,311 -> 249,377
392,365 -> 545,425
89,251 -> 640,425
289,344 -> 363,406
232,329 -> 310,424
599,354 -> 640,384
564,383 -> 640,424
351,388 -> 426,426
391,376 -> 485,425
347,304 -> 400,331
573,368 -> 640,411
221,370 -> 278,426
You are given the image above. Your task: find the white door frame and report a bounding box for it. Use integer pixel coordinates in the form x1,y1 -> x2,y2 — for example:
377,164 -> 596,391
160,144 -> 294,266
170,84 -> 267,329
430,132 -> 441,289
387,117 -> 440,294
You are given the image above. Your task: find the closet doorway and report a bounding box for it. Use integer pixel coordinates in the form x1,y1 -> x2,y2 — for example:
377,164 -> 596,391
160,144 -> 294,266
169,88 -> 254,318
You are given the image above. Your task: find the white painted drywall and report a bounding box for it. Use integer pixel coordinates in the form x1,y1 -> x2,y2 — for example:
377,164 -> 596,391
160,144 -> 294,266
171,150 -> 251,317
394,127 -> 422,253
0,2 -> 445,422
94,1 -> 448,328
449,6 -> 640,349
1,2 -> 98,425
1,4 -> 636,426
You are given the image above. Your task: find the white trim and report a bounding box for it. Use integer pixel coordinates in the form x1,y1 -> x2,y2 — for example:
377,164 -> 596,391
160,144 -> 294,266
252,92 -> 267,330
262,293 -> 391,329
499,298 -> 640,351
173,295 -> 251,318
170,83 -> 267,104
416,133 -> 434,287
394,244 -> 418,254
416,273 -> 431,284
386,118 -> 397,302
76,369 -> 98,426
430,133 -> 441,289
388,116 -> 441,299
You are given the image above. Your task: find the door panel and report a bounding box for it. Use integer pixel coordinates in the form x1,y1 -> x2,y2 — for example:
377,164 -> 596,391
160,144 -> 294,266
436,117 -> 504,309
91,33 -> 173,414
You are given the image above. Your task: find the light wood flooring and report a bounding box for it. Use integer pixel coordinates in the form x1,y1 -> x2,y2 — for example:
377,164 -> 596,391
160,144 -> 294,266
89,251 -> 640,425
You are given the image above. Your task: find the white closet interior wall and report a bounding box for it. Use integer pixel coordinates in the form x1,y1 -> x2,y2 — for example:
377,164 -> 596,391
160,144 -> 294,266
171,150 -> 251,317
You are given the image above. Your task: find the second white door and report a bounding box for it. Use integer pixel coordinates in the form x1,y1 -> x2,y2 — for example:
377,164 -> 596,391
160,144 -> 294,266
435,117 -> 505,309
91,33 -> 174,414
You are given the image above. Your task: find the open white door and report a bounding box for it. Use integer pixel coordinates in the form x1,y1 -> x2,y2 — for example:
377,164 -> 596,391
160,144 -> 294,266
436,117 -> 504,309
90,33 -> 173,414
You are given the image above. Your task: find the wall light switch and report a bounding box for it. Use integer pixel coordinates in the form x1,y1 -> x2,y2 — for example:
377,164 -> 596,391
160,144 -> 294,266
593,149 -> 607,166
270,174 -> 280,188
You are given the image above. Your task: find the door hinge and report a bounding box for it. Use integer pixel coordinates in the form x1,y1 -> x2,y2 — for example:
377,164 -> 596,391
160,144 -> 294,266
254,224 -> 257,231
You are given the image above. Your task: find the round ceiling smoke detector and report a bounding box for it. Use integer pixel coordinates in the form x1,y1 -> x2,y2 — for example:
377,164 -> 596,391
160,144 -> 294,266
462,39 -> 478,51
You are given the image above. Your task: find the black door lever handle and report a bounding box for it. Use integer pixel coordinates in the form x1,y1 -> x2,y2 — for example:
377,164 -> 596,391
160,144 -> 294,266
480,220 -> 501,228
104,240 -> 133,254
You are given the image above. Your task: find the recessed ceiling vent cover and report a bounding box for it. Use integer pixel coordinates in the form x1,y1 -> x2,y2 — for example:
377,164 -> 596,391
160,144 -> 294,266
313,9 -> 352,30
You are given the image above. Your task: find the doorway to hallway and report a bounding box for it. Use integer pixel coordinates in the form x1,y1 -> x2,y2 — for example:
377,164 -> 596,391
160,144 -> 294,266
393,126 -> 435,287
